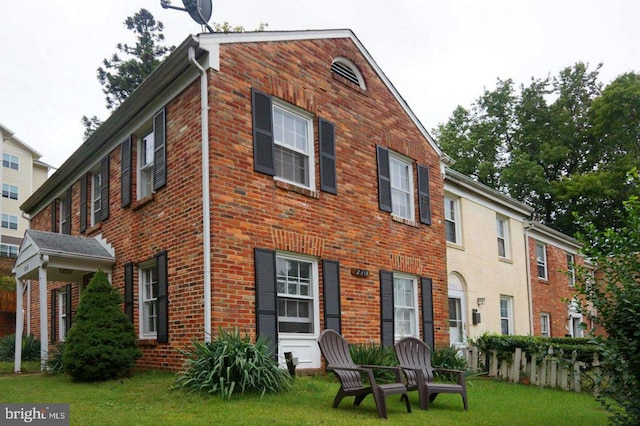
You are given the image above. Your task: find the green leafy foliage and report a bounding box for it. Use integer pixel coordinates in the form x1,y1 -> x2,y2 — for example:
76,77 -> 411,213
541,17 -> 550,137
0,276 -> 15,291
436,63 -> 640,235
349,342 -> 399,383
174,329 -> 292,400
470,333 -> 597,366
573,177 -> 640,425
45,343 -> 65,375
63,270 -> 141,382
0,334 -> 40,361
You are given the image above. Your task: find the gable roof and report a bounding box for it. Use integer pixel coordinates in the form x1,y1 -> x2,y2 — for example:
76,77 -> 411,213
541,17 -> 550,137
15,230 -> 115,281
21,29 -> 446,215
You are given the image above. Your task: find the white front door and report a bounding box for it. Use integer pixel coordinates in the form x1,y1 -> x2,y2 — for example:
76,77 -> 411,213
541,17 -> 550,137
448,274 -> 467,348
276,253 -> 321,369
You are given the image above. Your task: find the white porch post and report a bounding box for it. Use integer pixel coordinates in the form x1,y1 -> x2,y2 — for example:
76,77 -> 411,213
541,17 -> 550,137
39,259 -> 49,370
14,277 -> 24,373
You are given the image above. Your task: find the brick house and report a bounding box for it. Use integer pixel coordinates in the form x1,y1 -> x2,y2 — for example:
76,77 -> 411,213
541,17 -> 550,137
525,221 -> 586,338
13,30 -> 450,371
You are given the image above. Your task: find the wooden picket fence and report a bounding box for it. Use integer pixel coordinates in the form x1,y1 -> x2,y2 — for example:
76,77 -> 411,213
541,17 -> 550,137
0,290 -> 16,312
466,345 -> 599,392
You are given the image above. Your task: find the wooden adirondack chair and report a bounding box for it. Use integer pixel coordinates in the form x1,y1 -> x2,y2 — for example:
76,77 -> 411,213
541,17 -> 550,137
317,329 -> 411,419
394,337 -> 468,411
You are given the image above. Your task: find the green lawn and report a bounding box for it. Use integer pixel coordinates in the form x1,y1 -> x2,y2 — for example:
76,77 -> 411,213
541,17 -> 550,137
0,367 -> 608,425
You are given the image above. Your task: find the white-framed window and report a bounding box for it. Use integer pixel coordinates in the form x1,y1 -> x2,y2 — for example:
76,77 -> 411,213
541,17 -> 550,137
2,183 -> 18,200
58,290 -> 68,341
0,244 -> 18,258
540,313 -> 550,337
276,254 -> 317,334
92,172 -> 102,225
2,153 -> 19,170
568,300 -> 583,338
59,198 -> 66,233
394,273 -> 419,339
444,196 -> 460,244
272,102 -> 314,189
500,296 -> 514,335
496,216 -> 509,258
139,262 -> 158,338
138,131 -> 155,199
1,214 -> 17,230
566,254 -> 576,287
389,154 -> 414,221
536,242 -> 547,279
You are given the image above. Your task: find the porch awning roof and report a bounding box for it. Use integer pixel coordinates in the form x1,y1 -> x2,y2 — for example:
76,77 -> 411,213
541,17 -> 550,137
15,230 -> 115,281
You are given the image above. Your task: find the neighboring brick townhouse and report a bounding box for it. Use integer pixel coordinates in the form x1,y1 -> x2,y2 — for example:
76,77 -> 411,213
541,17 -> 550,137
525,221 -> 586,338
13,30 -> 450,371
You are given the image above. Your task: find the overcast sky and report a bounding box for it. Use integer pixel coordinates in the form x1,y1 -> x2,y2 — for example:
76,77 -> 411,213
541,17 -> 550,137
0,0 -> 638,168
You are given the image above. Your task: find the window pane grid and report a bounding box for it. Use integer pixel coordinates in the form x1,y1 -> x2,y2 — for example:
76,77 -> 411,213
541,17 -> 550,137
394,276 -> 417,338
389,156 -> 413,220
277,256 -> 314,334
141,267 -> 158,335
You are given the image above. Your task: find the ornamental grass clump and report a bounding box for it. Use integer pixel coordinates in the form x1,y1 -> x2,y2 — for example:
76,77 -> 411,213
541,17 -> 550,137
349,341 -> 398,383
0,334 -> 40,361
63,269 -> 141,382
175,328 -> 292,400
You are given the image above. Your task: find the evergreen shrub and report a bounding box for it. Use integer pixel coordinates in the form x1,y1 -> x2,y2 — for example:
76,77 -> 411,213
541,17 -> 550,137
63,269 -> 141,382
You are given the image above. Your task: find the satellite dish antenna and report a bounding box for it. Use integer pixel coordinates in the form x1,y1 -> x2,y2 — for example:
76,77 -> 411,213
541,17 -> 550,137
160,0 -> 214,33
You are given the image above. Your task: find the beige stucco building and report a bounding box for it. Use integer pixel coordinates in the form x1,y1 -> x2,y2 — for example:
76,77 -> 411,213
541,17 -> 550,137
0,123 -> 50,257
444,168 -> 534,347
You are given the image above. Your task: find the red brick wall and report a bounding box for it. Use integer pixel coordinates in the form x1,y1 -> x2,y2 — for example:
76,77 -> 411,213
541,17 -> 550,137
26,37 -> 447,370
529,237 -> 582,337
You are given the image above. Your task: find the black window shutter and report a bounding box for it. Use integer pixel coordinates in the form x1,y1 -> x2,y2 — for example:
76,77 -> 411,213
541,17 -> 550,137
101,155 -> 110,221
417,164 -> 432,225
121,136 -> 132,208
50,289 -> 57,344
124,262 -> 134,323
319,118 -> 337,194
376,146 -> 392,212
251,89 -> 275,176
79,174 -> 87,232
322,259 -> 341,333
421,277 -> 435,350
254,248 -> 278,358
153,108 -> 167,191
380,270 -> 394,347
51,200 -> 58,232
63,187 -> 72,234
65,283 -> 72,332
156,251 -> 169,343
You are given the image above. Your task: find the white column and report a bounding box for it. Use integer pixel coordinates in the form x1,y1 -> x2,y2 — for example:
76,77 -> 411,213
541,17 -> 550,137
14,277 -> 24,373
38,264 -> 48,370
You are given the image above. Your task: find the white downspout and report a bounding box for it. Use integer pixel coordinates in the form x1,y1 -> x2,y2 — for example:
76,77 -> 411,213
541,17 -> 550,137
14,277 -> 24,373
188,46 -> 212,342
524,222 -> 534,335
39,255 -> 49,370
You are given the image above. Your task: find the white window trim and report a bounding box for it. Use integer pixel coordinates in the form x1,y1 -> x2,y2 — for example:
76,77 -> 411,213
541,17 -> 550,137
271,100 -> 315,191
91,172 -> 102,226
540,312 -> 550,337
276,252 -> 320,337
2,183 -> 18,200
389,152 -> 415,222
331,56 -> 366,90
444,195 -> 461,245
393,272 -> 419,340
137,131 -> 155,200
567,254 -> 576,287
0,243 -> 18,258
59,198 -> 66,233
3,153 -> 19,170
536,243 -> 548,280
500,296 -> 514,335
1,214 -> 18,230
496,215 -> 510,259
138,259 -> 158,339
58,290 -> 68,342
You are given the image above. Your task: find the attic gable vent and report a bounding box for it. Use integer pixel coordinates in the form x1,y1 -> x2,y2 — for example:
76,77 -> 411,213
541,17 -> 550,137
331,57 -> 366,90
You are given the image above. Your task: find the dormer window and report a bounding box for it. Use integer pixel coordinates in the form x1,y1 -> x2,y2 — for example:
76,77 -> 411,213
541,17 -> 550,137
331,57 -> 366,90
